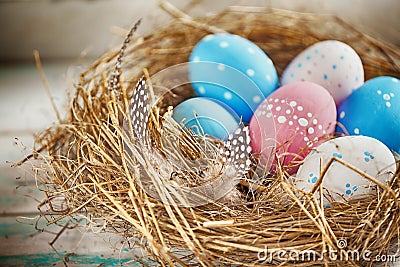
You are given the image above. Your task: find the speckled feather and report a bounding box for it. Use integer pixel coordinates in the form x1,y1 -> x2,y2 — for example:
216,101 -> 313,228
130,76 -> 150,146
220,125 -> 252,176
108,19 -> 142,97
130,76 -> 252,179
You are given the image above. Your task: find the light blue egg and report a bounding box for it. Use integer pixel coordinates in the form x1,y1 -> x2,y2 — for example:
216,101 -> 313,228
337,76 -> 400,152
189,33 -> 279,122
172,97 -> 239,140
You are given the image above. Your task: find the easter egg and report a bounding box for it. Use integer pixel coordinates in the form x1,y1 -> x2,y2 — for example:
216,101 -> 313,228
172,97 -> 239,140
189,33 -> 279,122
294,136 -> 396,205
281,40 -> 364,105
249,81 -> 336,174
337,76 -> 400,153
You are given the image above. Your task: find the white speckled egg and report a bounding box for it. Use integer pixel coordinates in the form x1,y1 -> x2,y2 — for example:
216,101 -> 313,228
172,97 -> 239,140
294,136 -> 396,206
281,40 -> 364,105
189,33 -> 279,122
337,76 -> 400,153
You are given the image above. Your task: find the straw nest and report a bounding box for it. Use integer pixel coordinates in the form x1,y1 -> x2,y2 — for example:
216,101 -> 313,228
22,3 -> 400,266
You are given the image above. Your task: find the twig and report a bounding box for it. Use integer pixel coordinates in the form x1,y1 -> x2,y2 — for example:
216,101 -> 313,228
159,0 -> 226,34
33,50 -> 62,123
49,221 -> 70,246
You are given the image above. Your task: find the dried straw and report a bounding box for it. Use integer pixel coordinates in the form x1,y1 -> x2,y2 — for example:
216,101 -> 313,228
18,3 -> 399,266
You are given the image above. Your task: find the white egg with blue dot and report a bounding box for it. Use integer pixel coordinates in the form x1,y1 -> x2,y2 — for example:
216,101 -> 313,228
337,76 -> 400,153
189,33 -> 279,122
294,136 -> 396,206
172,97 -> 239,141
281,40 -> 364,105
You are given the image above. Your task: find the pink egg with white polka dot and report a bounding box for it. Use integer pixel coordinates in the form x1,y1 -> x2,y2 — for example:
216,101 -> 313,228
281,40 -> 364,105
249,81 -> 337,174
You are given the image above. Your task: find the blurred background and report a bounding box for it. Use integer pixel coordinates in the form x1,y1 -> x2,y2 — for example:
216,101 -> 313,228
0,0 -> 398,265
0,0 -> 399,62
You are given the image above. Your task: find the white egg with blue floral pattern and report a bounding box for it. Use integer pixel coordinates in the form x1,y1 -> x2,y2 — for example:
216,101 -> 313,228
189,33 -> 279,122
281,40 -> 364,105
294,136 -> 396,206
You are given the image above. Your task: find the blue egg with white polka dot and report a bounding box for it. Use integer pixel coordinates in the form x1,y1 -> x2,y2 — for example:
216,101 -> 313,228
337,76 -> 400,153
172,97 -> 239,141
189,33 -> 279,122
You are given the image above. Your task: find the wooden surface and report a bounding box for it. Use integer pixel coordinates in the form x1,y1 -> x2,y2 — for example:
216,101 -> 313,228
0,61 -> 149,266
